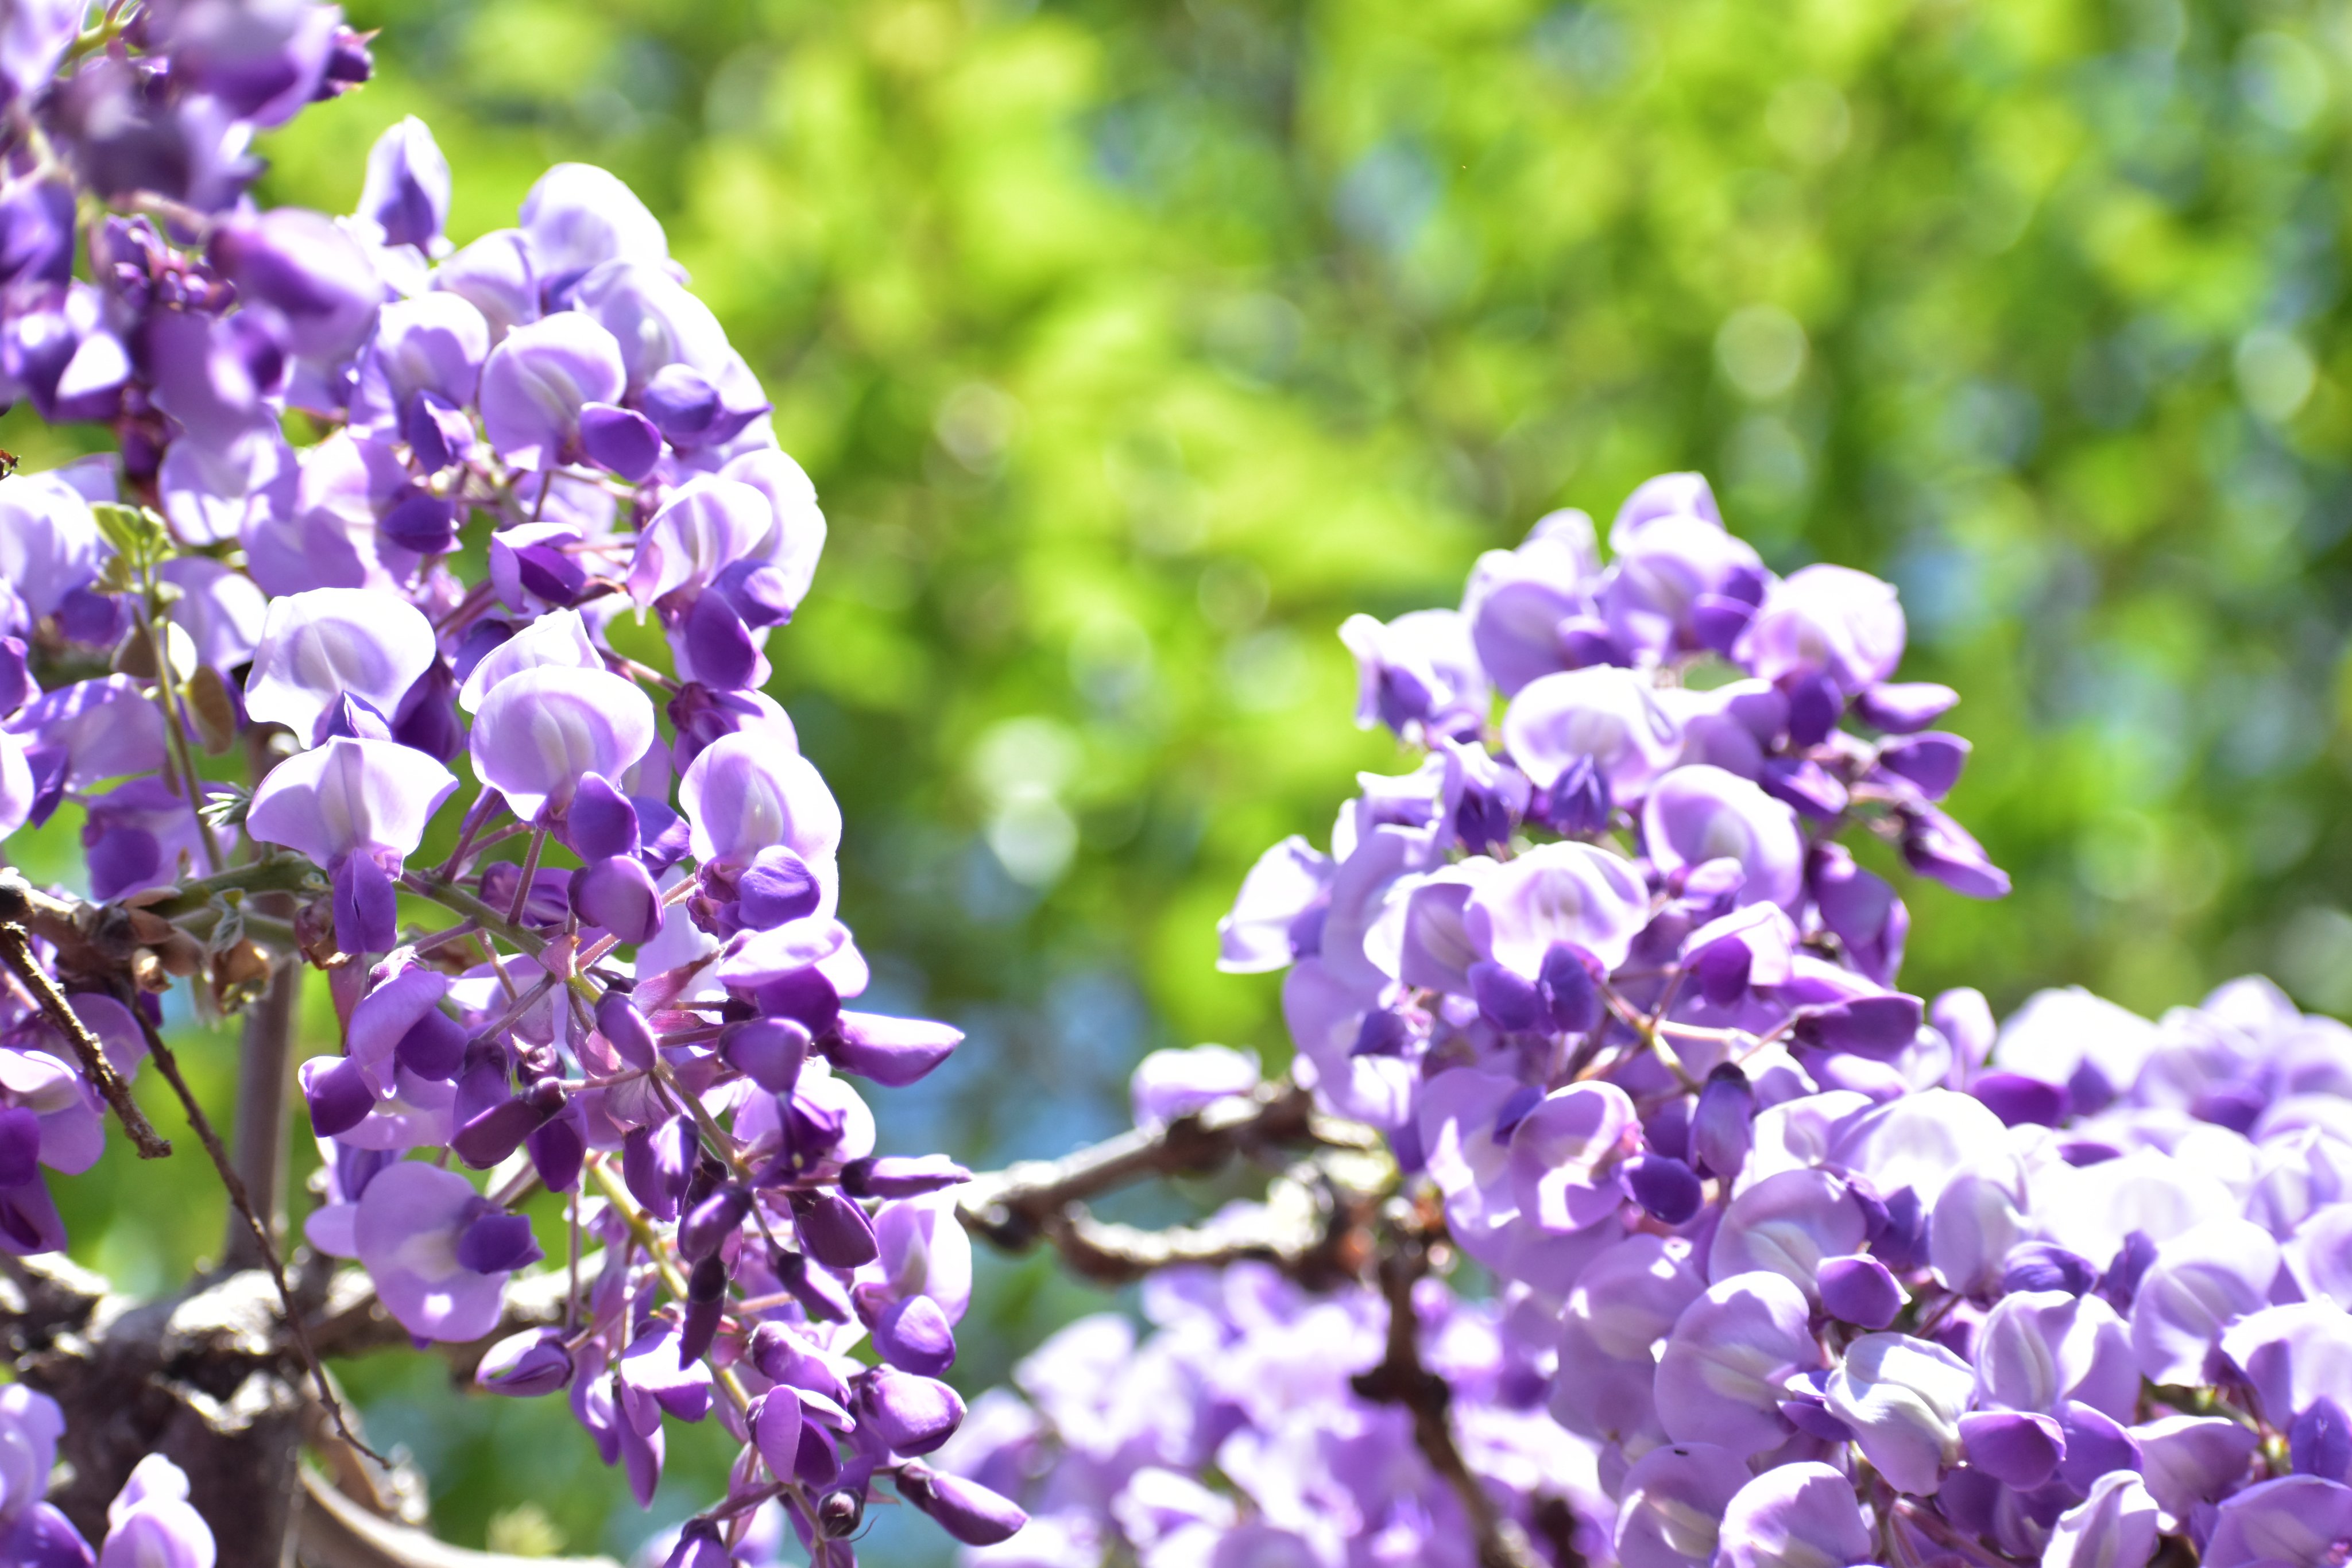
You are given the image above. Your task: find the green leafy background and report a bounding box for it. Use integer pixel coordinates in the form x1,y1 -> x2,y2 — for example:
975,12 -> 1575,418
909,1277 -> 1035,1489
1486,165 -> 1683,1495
13,0 -> 2352,1558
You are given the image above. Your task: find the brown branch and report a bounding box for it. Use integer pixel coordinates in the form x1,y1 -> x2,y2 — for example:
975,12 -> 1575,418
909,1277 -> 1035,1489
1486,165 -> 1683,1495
297,1467 -> 622,1568
0,874 -> 172,1157
1352,1206 -> 1547,1568
956,1077 -> 1379,1269
223,945 -> 300,1271
131,1011 -> 385,1468
1024,1158 -> 1379,1288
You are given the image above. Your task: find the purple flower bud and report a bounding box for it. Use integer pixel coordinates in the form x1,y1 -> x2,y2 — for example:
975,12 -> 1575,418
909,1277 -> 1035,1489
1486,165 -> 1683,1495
1959,1409 -> 2065,1489
1878,732 -> 1970,800
2100,1230 -> 2159,1315
895,1461 -> 1027,1547
1971,1071 -> 2068,1128
876,1295 -> 957,1377
571,854 -> 664,944
1691,1063 -> 1755,1180
2002,1242 -> 2099,1297
0,1106 -> 38,1188
4,1502 -> 90,1568
2057,1402 -> 2143,1494
0,179 -> 74,292
578,401 -> 663,482
456,1210 -> 544,1274
360,117 -> 451,250
1900,802 -> 2011,899
1817,1254 -> 1903,1329
1759,756 -> 1848,820
815,1487 -> 864,1539
1624,1155 -> 1703,1225
1541,942 -> 1603,1033
661,1519 -> 726,1568
451,1079 -> 567,1168
526,1102 -> 586,1193
824,1013 -> 961,1087
1784,671 -> 1842,748
2294,1399 -> 2352,1482
299,1054 -> 374,1138
642,362 -> 721,442
840,1156 -> 972,1201
597,992 -> 659,1072
1792,994 -> 1924,1060
736,846 -> 823,928
478,1327 -> 572,1397
567,772 -> 641,860
679,1254 -> 728,1365
622,1116 -> 695,1221
859,1368 -> 965,1456
749,1323 -> 853,1409
679,1184 -> 752,1264
1855,682 -> 1958,733
380,490 -> 458,554
1538,753 -> 1613,835
1468,959 -> 1543,1032
332,852 -> 400,957
712,559 -> 800,630
682,591 -> 760,691
793,1191 -> 880,1269
209,208 -> 385,363
722,1018 -> 810,1094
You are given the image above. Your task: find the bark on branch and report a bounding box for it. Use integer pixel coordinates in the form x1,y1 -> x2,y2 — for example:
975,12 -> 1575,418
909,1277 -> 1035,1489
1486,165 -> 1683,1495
955,1078 -> 1386,1284
1351,1207 -> 1552,1568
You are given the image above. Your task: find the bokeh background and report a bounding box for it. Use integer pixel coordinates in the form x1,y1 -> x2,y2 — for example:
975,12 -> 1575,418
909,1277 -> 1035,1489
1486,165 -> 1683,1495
14,0 -> 2352,1558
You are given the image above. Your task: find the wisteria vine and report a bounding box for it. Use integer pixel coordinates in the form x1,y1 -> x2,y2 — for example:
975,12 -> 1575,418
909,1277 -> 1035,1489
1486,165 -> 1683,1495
2,7 -> 2348,1568
928,477 -> 2352,1568
0,3 -> 1018,1565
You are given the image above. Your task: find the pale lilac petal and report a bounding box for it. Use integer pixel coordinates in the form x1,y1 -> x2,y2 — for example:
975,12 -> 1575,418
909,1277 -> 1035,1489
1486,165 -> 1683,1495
1500,666 -> 1682,796
351,1160 -> 510,1342
2219,1303 -> 2352,1428
1655,1270 -> 1819,1455
519,162 -> 668,277
455,606 -> 604,711
625,477 -> 775,606
2128,1218 -> 2283,1385
1461,840 -> 1649,976
2205,1476 -> 2352,1568
1643,764 -> 1805,911
1216,835 -> 1333,974
679,730 -> 840,872
477,310 -> 626,470
243,587 -> 437,743
1507,1082 -> 1637,1233
1735,564 -> 1906,694
1714,1462 -> 1871,1568
1708,1169 -> 1867,1296
2040,1470 -> 2158,1568
1825,1332 -> 1973,1496
469,665 -> 656,821
1614,1441 -> 1748,1568
245,736 -> 457,866
1130,1045 -> 1260,1126
2133,1414 -> 2260,1527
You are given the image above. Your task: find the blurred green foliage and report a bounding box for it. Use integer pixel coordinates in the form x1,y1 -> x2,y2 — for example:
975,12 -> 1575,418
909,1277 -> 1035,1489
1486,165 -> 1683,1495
22,0 -> 2352,1557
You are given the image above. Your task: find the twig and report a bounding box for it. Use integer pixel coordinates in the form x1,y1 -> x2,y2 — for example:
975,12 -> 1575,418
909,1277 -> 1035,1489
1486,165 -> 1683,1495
130,1011 -> 386,1467
1351,1207 -> 1545,1568
224,943 -> 300,1271
298,1468 -> 621,1568
0,878 -> 172,1158
957,1079 -> 1375,1246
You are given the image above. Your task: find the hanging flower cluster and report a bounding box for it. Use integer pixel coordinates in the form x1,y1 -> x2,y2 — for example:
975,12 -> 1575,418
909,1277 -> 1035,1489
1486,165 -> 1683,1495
939,477 -> 2352,1568
0,6 -> 1022,1562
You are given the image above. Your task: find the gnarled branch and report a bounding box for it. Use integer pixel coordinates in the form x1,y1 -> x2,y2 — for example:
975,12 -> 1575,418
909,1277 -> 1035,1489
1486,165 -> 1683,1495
1351,1205 -> 1550,1568
298,1469 -> 621,1568
956,1077 -> 1385,1284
